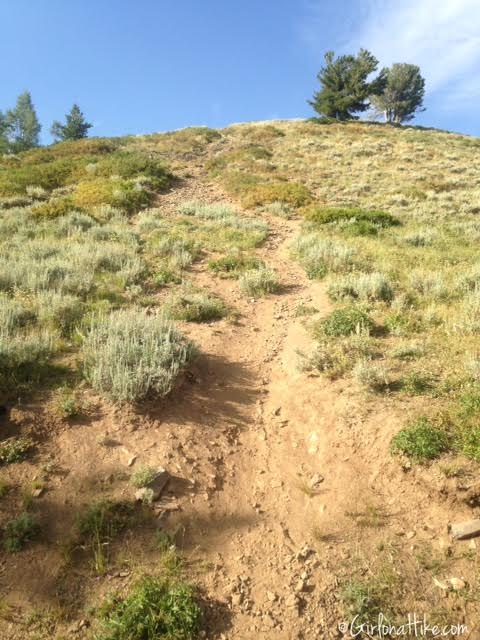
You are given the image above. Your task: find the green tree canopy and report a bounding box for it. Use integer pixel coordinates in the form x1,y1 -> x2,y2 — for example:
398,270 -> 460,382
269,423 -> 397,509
310,49 -> 387,120
5,91 -> 41,152
0,111 -> 9,154
51,103 -> 93,142
371,63 -> 426,123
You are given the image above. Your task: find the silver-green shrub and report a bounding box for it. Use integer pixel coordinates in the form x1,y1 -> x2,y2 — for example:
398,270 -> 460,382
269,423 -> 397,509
82,309 -> 194,402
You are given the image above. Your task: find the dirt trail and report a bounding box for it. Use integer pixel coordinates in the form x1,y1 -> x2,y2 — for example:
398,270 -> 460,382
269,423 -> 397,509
124,178 -> 386,637
134,177 -> 358,637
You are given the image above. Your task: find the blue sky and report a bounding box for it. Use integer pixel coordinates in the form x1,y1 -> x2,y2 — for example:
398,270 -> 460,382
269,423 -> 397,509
1,0 -> 479,142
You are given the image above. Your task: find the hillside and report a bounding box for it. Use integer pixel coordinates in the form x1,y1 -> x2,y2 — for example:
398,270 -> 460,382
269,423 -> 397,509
1,120 -> 480,639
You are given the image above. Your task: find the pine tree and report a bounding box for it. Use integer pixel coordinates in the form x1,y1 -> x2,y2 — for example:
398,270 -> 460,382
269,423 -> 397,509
5,92 -> 41,152
371,63 -> 426,124
51,104 -> 92,142
310,49 -> 387,120
0,111 -> 8,154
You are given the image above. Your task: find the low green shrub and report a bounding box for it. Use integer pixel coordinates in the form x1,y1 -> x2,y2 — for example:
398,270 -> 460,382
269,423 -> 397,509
206,145 -> 273,174
385,311 -> 422,336
391,342 -> 424,360
0,157 -> 87,195
152,235 -> 201,269
72,178 -> 116,208
113,180 -> 155,214
319,307 -> 374,337
222,171 -> 262,198
242,181 -> 312,209
154,266 -> 182,287
341,219 -> 382,236
402,371 -> 432,395
342,568 -> 397,626
130,466 -> 158,488
98,150 -> 171,189
82,309 -> 194,402
452,388 -> 480,461
76,499 -> 134,543
73,178 -> 153,214
0,436 -> 34,465
95,575 -> 201,640
31,196 -> 79,219
166,291 -> 227,323
53,386 -> 81,419
302,206 -> 400,228
42,137 -> 119,158
458,426 -> 480,462
301,332 -> 375,380
391,418 -> 449,461
3,512 -> 39,552
208,252 -> 264,277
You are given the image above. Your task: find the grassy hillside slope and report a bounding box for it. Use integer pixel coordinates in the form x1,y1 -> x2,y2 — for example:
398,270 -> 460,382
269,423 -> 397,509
1,120 -> 480,638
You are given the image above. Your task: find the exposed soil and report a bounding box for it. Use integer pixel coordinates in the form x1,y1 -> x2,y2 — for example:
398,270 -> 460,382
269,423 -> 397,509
0,173 -> 478,640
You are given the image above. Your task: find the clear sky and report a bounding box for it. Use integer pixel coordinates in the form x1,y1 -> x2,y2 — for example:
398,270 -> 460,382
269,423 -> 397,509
1,0 -> 479,142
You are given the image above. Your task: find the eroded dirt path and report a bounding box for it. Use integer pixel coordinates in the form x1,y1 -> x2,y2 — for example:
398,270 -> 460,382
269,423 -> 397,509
148,178 -> 345,638
115,177 -> 396,638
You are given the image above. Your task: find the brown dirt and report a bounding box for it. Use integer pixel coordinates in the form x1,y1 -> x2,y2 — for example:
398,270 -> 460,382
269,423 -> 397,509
0,174 -> 478,640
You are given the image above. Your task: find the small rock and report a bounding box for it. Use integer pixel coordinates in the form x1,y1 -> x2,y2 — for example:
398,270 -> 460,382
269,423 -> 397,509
285,594 -> 298,608
32,487 -> 44,498
295,580 -> 306,593
267,591 -> 277,602
231,593 -> 243,606
450,519 -> 480,540
310,473 -> 324,489
297,545 -> 315,560
406,531 -> 416,540
127,455 -> 137,467
449,577 -> 466,591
